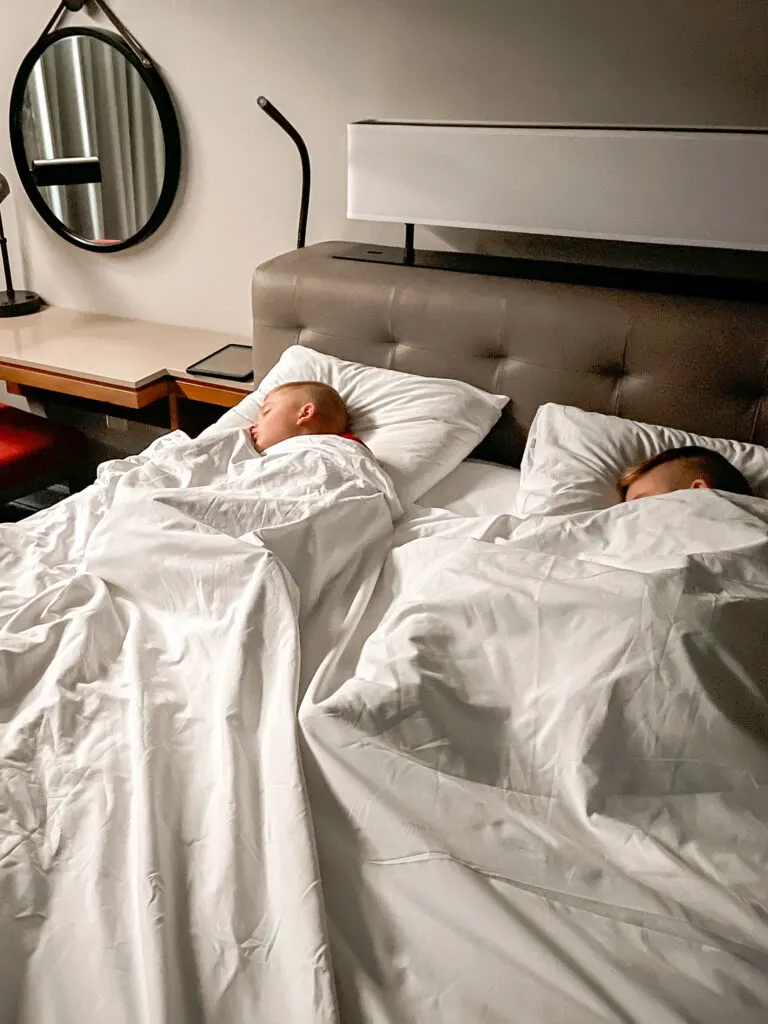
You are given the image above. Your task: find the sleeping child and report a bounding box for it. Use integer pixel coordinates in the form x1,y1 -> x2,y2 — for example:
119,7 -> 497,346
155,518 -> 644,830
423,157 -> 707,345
248,381 -> 365,452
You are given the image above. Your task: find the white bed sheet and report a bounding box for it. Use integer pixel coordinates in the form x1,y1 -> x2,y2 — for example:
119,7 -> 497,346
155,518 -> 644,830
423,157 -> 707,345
301,490 -> 768,1023
7,418 -> 767,1024
416,458 -> 520,515
1,428 -> 401,1024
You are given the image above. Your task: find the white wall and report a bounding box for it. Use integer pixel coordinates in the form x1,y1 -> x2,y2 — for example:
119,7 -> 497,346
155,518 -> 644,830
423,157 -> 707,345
1,0 -> 766,336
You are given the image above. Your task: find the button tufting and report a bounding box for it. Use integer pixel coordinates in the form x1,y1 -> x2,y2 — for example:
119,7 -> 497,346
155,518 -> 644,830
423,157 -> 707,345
596,363 -> 624,378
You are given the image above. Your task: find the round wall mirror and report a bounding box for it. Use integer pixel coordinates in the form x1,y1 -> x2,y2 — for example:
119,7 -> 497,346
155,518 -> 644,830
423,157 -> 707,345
9,27 -> 181,252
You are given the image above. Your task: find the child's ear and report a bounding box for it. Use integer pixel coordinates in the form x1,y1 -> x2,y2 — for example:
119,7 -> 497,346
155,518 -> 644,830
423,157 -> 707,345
296,402 -> 316,424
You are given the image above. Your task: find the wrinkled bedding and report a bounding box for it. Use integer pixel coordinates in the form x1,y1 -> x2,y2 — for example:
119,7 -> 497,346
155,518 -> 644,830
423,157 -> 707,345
303,490 -> 768,1024
4,430 -> 768,1024
0,429 -> 400,1024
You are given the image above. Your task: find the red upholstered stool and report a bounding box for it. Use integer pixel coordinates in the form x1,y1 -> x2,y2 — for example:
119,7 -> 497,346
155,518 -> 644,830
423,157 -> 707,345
0,404 -> 90,504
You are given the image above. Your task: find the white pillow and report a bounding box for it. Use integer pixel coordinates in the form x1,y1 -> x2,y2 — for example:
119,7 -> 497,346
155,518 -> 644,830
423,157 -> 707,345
515,403 -> 768,517
204,346 -> 508,502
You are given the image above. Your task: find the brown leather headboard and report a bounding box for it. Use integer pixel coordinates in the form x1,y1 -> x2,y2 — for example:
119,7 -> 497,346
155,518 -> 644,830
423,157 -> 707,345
252,241 -> 768,467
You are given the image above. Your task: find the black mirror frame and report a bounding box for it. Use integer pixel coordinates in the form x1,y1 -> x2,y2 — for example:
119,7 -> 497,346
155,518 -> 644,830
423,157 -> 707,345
9,26 -> 181,254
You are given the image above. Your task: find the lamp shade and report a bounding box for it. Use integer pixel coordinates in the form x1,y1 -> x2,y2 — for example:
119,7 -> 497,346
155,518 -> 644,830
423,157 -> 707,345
348,122 -> 768,252
0,173 -> 10,206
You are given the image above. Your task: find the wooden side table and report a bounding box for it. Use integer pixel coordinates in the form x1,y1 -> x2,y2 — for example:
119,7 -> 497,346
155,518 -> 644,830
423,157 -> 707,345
0,307 -> 253,427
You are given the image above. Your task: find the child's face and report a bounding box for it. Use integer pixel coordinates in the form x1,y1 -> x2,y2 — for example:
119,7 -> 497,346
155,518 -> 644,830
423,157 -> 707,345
251,388 -> 308,452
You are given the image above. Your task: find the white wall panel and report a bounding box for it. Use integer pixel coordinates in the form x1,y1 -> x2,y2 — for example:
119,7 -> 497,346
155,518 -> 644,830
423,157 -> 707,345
349,123 -> 768,251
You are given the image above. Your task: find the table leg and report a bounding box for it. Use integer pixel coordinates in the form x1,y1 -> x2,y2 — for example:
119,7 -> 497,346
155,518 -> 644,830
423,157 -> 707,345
168,388 -> 180,430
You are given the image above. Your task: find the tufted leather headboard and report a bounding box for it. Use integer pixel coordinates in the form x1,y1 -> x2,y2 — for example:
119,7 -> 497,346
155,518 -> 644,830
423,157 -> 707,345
252,241 -> 768,467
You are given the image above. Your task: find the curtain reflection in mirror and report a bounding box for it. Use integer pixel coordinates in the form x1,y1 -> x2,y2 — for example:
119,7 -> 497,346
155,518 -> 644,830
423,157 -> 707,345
22,35 -> 164,243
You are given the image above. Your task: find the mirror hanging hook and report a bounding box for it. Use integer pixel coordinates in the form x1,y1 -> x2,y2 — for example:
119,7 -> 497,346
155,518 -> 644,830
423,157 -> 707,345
87,1 -> 152,68
38,0 -> 152,69
33,2 -> 73,47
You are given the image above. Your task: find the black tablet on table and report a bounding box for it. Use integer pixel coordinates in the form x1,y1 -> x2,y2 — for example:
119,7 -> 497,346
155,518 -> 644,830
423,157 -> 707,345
186,344 -> 254,381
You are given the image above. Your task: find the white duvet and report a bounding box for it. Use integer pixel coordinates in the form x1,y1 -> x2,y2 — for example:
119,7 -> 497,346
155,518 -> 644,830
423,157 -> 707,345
0,429 -> 400,1024
303,490 -> 768,1024
4,437 -> 768,1024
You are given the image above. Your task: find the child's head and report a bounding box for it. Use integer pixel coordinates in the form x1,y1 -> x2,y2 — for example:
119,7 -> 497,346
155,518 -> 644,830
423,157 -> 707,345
617,445 -> 753,501
252,380 -> 350,451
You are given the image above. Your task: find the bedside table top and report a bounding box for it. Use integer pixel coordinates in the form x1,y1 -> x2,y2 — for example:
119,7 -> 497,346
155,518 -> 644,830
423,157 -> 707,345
0,306 -> 253,392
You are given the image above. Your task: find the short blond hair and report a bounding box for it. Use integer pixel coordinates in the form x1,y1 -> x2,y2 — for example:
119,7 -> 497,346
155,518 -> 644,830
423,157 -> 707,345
269,380 -> 350,432
617,445 -> 753,500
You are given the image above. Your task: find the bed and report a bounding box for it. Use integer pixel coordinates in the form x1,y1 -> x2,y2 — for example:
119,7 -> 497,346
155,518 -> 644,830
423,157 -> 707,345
3,241 -> 768,1024
248,243 -> 768,1024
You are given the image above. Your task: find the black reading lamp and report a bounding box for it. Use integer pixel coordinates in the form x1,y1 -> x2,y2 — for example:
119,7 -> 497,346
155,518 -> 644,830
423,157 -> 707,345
257,97 -> 310,249
182,98 -> 309,380
0,173 -> 42,318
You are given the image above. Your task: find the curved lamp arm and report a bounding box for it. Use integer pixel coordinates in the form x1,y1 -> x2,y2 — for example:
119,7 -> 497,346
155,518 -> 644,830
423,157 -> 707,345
257,96 -> 311,249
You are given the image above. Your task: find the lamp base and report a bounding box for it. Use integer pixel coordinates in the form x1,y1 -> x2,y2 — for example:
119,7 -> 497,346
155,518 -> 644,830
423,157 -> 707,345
334,245 -> 768,302
0,291 -> 43,318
